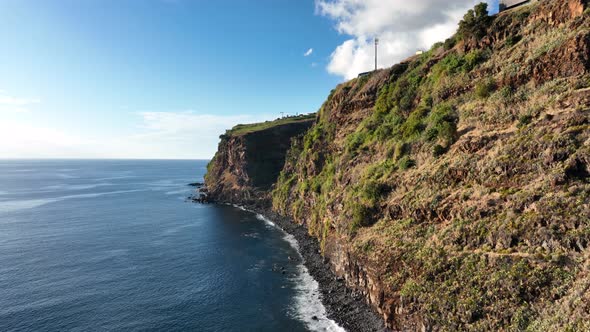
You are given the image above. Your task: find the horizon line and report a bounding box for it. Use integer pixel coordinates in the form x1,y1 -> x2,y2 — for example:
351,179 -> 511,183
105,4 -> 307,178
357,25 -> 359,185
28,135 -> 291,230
0,158 -> 212,161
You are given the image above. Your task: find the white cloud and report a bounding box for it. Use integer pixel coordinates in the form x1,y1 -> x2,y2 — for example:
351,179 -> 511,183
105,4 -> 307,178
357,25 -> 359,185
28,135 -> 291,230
304,48 -> 314,56
0,120 -> 92,158
316,0 -> 495,79
0,111 -> 276,159
0,91 -> 40,113
0,95 -> 39,106
124,111 -> 273,158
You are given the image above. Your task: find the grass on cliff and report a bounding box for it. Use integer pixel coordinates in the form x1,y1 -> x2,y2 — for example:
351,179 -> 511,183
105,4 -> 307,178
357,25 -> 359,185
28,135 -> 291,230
271,0 -> 590,330
223,113 -> 316,137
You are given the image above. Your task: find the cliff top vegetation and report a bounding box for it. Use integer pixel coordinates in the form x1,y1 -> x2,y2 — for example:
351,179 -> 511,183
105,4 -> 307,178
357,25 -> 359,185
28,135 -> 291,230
223,113 -> 316,137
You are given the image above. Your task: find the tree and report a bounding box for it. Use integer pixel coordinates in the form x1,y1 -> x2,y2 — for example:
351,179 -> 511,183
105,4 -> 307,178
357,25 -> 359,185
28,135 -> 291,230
458,3 -> 491,41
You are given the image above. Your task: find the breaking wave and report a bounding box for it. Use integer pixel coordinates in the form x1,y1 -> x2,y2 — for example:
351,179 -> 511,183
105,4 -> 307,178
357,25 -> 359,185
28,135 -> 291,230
254,213 -> 345,332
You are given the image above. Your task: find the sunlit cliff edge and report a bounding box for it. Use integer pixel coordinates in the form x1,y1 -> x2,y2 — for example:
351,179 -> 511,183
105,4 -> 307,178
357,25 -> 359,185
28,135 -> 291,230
205,1 -> 590,330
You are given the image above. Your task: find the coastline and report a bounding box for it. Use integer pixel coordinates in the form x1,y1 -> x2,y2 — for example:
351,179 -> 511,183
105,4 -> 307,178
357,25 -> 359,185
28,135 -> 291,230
259,208 -> 387,332
197,198 -> 387,332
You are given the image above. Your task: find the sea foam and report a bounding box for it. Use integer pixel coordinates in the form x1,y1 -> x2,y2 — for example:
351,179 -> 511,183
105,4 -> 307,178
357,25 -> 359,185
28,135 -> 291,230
254,213 -> 345,332
0,190 -> 145,214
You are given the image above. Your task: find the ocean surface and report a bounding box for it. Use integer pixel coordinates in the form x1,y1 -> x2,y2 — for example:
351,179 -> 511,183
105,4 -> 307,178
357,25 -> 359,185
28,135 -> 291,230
0,160 -> 344,332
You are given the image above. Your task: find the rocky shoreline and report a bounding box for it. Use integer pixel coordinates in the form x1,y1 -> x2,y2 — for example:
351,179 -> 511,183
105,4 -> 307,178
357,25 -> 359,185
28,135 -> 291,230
189,188 -> 387,332
258,208 -> 387,332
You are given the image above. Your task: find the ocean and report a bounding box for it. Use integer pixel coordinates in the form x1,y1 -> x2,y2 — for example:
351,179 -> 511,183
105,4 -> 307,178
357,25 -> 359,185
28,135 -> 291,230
0,160 -> 344,332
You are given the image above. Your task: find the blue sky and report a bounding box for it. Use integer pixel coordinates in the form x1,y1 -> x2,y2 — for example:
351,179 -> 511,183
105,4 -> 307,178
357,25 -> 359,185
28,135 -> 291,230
0,0 -> 498,159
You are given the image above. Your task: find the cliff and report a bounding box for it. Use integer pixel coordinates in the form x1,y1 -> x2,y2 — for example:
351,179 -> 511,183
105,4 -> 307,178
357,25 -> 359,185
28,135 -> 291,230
205,114 -> 315,206
205,0 -> 590,330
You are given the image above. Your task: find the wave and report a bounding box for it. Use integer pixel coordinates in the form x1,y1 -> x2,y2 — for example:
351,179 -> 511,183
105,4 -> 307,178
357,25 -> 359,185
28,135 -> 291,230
41,183 -> 113,191
9,169 -> 36,173
256,213 -> 278,228
55,173 -> 80,179
146,180 -> 179,188
0,190 -> 145,214
92,175 -> 137,181
231,204 -> 248,212
60,190 -> 144,200
164,188 -> 191,195
0,198 -> 62,213
291,264 -> 346,332
253,213 -> 345,332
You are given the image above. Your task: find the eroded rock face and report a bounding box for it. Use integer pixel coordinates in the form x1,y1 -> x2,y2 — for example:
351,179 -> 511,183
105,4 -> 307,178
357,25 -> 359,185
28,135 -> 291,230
531,32 -> 590,85
205,0 -> 590,330
205,118 -> 314,206
531,0 -> 586,26
270,0 -> 590,330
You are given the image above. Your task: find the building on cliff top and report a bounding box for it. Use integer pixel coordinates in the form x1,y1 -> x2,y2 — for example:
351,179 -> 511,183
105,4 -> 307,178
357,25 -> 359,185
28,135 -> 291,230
500,0 -> 533,11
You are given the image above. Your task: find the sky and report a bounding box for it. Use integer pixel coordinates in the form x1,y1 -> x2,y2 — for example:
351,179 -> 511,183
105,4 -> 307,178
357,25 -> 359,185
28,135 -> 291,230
0,0 -> 499,159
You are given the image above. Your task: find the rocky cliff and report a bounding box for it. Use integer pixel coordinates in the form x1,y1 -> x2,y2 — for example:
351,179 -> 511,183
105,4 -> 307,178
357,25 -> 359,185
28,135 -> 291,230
205,0 -> 590,330
205,114 -> 315,206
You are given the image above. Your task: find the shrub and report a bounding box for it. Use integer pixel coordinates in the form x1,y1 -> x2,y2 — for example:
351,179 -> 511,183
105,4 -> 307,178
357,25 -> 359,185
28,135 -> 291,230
518,115 -> 533,128
458,3 -> 491,41
505,35 -> 522,48
463,49 -> 486,72
426,103 -> 458,144
311,180 -> 322,193
574,76 -> 590,90
394,142 -> 410,160
439,53 -> 465,74
272,173 -> 297,212
350,203 -> 377,233
425,127 -> 439,141
430,42 -> 444,52
366,159 -> 396,180
346,131 -> 368,155
401,109 -> 428,139
391,71 -> 423,113
362,180 -> 390,204
475,79 -> 496,99
433,144 -> 447,157
444,37 -> 457,50
422,95 -> 434,108
498,86 -> 514,104
399,156 -> 416,170
304,123 -> 329,150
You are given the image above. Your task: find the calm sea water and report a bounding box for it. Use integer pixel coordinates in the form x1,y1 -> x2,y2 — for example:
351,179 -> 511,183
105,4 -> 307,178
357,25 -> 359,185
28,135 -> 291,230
0,160 -> 343,332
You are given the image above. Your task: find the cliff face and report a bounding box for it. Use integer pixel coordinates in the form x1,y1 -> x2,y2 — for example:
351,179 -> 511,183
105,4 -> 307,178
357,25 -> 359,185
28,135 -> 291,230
273,1 -> 590,330
205,115 -> 315,206
205,0 -> 590,330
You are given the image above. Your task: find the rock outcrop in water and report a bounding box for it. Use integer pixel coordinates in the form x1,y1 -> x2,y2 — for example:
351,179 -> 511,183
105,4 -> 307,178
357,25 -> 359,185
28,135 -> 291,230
205,1 -> 590,330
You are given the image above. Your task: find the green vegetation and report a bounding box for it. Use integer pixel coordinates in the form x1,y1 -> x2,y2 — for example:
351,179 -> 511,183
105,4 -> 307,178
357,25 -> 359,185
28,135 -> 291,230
432,144 -> 446,158
458,2 -> 492,41
443,36 -> 457,50
266,2 -> 590,331
398,156 -> 416,170
518,114 -> 533,128
505,34 -> 522,48
475,78 -> 496,99
223,113 -> 316,137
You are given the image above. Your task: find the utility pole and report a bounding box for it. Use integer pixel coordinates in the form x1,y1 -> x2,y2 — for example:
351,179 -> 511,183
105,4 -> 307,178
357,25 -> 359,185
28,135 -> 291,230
280,112 -> 284,118
375,38 -> 379,71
